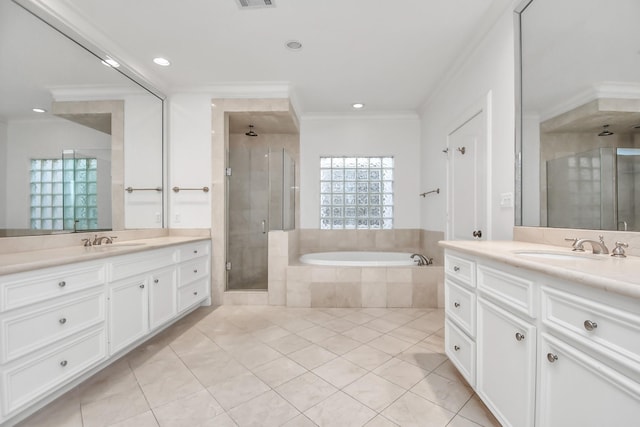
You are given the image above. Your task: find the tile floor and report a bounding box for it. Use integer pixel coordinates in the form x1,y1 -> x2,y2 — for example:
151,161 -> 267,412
18,306 -> 501,427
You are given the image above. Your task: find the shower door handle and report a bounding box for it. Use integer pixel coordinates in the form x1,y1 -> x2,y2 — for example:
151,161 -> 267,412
261,220 -> 266,234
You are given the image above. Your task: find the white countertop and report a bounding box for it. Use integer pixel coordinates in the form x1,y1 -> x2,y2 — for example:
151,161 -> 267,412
0,236 -> 210,276
439,240 -> 640,299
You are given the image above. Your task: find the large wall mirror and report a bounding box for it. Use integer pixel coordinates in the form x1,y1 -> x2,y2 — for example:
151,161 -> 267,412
516,0 -> 640,231
0,0 -> 164,237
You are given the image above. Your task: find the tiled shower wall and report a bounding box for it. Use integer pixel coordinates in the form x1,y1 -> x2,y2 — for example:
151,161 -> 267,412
268,229 -> 445,308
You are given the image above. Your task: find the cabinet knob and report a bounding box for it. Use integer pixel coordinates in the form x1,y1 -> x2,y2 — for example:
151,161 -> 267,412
454,302 -> 460,308
58,281 -> 66,288
139,284 -> 145,289
454,345 -> 460,351
515,332 -> 525,342
193,269 -> 198,273
193,250 -> 198,254
453,266 -> 460,272
547,353 -> 558,363
154,279 -> 159,284
583,320 -> 598,331
193,291 -> 198,296
60,360 -> 68,367
59,318 -> 67,325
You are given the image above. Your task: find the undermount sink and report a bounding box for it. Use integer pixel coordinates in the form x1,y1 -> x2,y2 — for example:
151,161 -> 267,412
513,250 -> 604,261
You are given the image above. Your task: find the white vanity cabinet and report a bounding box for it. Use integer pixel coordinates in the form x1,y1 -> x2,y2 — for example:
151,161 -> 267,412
443,248 -> 640,427
0,239 -> 211,426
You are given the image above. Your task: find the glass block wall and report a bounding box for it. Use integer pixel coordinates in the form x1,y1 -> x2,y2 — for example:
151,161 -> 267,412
320,156 -> 394,229
30,157 -> 99,230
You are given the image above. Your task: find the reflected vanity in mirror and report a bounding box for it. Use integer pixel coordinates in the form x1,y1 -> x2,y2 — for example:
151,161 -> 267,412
516,0 -> 640,231
0,0 -> 164,237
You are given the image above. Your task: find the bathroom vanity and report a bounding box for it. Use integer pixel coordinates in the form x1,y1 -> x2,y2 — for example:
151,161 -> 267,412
441,240 -> 640,427
0,237 -> 211,425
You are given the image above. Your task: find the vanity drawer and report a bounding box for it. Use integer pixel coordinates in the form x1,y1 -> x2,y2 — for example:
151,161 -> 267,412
542,286 -> 640,368
109,249 -> 175,282
1,291 -> 105,363
444,254 -> 475,288
445,279 -> 476,337
178,279 -> 209,312
445,319 -> 476,387
3,327 -> 106,416
177,241 -> 210,263
0,262 -> 105,312
477,265 -> 536,318
178,258 -> 209,287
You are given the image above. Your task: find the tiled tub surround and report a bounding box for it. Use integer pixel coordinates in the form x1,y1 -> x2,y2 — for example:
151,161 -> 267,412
269,229 -> 445,308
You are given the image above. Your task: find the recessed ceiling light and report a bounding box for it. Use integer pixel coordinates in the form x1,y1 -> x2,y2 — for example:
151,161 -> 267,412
153,57 -> 171,66
101,57 -> 120,68
352,103 -> 365,109
32,108 -> 46,113
285,40 -> 302,51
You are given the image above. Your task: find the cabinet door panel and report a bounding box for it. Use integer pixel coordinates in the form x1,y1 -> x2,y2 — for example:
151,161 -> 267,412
149,268 -> 177,330
109,277 -> 148,354
538,333 -> 640,427
477,297 -> 536,427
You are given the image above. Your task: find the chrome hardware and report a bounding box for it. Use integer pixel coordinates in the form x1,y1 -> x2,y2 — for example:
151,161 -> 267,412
611,242 -> 628,258
547,353 -> 558,363
172,186 -> 209,193
193,250 -> 198,254
81,238 -> 92,247
261,220 -> 267,234
454,302 -> 461,308
139,284 -> 145,289
515,332 -> 525,342
194,269 -> 198,273
154,279 -> 159,284
454,345 -> 460,351
411,253 -> 432,266
59,318 -> 67,324
583,320 -> 598,331
193,291 -> 198,296
419,188 -> 440,197
125,186 -> 162,193
572,236 -> 609,254
457,146 -> 466,155
58,281 -> 66,288
442,148 -> 449,154
618,220 -> 628,231
226,261 -> 232,271
453,266 -> 460,272
60,360 -> 68,367
92,235 -> 115,245
472,230 -> 482,239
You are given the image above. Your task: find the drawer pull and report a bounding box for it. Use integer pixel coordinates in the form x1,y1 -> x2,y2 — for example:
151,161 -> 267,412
194,269 -> 198,273
59,318 -> 67,325
193,291 -> 198,296
58,281 -> 66,288
454,302 -> 460,308
139,284 -> 145,289
454,345 -> 460,351
547,353 -> 558,363
583,320 -> 598,331
453,266 -> 460,272
515,332 -> 525,342
60,360 -> 68,367
154,279 -> 159,284
193,250 -> 198,254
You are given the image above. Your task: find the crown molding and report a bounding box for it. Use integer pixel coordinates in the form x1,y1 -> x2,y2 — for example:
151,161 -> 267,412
301,111 -> 419,121
49,85 -> 147,101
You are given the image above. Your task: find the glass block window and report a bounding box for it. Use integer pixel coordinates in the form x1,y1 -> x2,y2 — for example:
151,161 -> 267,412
320,156 -> 394,229
30,158 -> 99,230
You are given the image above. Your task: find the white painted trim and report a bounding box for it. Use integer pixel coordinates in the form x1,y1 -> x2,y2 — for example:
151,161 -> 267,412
170,82 -> 293,98
50,85 -> 147,101
302,112 -> 419,121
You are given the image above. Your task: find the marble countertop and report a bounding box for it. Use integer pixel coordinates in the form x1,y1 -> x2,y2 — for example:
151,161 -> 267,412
439,240 -> 640,299
0,236 -> 210,276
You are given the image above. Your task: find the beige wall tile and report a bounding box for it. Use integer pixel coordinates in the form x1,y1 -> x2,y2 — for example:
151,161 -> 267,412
362,282 -> 387,308
412,281 -> 438,308
311,267 -> 336,282
269,280 -> 286,306
268,256 -> 288,281
362,268 -> 387,282
420,229 -> 445,266
336,268 -> 361,283
386,268 -> 412,283
287,281 -> 310,307
287,266 -> 311,282
310,283 -> 337,307
335,283 -> 362,308
387,282 -> 413,307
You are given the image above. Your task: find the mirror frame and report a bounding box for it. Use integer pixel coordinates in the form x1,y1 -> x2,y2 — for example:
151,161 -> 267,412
4,0 -> 168,234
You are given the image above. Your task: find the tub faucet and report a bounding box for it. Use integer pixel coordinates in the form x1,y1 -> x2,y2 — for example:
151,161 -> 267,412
568,235 -> 609,255
411,253 -> 433,266
93,235 -> 116,245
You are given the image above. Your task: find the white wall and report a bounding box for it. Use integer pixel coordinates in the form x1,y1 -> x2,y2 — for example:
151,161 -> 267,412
419,5 -> 516,240
168,94 -> 212,228
299,114 -> 421,229
124,94 -> 164,228
5,118 -> 111,229
0,121 -> 7,227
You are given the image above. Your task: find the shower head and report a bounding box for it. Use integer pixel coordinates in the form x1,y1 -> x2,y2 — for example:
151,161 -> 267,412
598,124 -> 614,137
245,125 -> 258,137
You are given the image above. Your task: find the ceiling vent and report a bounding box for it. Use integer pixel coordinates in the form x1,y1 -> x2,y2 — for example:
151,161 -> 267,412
235,0 -> 275,9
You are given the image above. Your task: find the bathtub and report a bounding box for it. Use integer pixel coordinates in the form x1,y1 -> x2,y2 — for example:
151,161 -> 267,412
299,251 -> 417,267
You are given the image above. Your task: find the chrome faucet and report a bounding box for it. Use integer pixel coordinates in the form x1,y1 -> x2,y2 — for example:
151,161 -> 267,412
566,235 -> 609,254
411,253 -> 433,266
92,235 -> 116,245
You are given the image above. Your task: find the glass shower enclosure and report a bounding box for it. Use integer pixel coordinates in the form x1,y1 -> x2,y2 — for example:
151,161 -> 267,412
547,147 -> 640,230
227,145 -> 295,291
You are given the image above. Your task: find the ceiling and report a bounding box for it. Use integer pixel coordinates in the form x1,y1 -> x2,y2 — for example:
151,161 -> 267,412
29,0 -> 513,115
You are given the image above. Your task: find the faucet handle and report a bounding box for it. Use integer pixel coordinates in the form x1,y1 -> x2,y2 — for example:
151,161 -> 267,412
564,237 -> 577,247
81,238 -> 92,247
611,242 -> 629,258
107,236 -> 117,244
